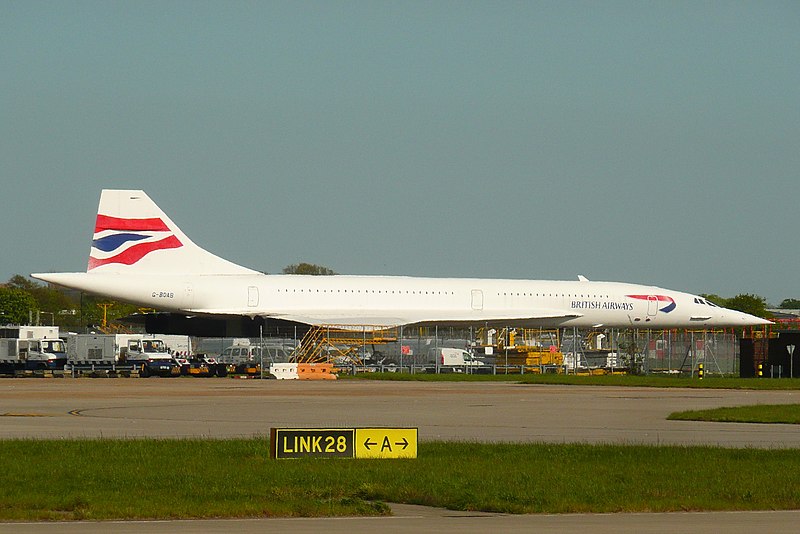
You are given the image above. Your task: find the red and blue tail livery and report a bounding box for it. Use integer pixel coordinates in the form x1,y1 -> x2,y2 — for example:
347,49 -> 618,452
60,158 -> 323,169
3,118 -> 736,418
88,214 -> 182,270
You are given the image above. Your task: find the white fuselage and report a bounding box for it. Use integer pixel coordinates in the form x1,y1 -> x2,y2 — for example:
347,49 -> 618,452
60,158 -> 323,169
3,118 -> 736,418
39,272 -> 765,329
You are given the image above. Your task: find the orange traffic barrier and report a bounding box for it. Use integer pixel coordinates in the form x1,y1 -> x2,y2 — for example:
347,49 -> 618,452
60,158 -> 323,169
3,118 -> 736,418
297,363 -> 337,380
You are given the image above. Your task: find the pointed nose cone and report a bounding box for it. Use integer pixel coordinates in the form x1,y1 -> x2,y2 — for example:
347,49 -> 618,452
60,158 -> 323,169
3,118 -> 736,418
729,310 -> 772,327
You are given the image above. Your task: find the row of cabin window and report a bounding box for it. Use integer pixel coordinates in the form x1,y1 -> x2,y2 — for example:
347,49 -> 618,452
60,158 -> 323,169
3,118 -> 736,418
499,293 -> 612,298
273,289 -> 610,299
276,289 -> 457,295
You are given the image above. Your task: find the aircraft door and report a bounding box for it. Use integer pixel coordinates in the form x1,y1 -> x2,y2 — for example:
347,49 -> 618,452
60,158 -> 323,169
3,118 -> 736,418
471,289 -> 483,310
647,295 -> 658,317
184,284 -> 194,308
248,286 -> 259,307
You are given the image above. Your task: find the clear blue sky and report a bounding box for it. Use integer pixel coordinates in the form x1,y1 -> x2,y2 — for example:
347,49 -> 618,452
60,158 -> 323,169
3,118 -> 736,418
1,1 -> 797,305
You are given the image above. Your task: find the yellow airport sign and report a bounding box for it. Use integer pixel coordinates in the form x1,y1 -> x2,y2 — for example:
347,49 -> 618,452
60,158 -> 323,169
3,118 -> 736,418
271,428 -> 354,459
270,427 -> 417,459
355,428 -> 417,459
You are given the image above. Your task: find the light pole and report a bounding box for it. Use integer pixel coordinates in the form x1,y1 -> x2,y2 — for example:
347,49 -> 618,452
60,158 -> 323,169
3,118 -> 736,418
260,325 -> 264,380
37,311 -> 55,326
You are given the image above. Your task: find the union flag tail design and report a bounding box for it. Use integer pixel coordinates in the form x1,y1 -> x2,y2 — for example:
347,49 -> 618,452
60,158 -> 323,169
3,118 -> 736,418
87,190 -> 255,275
89,214 -> 183,270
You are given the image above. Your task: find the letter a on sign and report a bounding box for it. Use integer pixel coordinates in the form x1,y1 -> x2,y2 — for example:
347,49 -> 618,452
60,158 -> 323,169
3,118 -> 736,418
354,428 -> 418,459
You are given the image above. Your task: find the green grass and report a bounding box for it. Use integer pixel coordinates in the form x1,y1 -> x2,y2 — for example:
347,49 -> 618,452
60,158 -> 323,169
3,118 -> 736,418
1,439 -> 800,521
343,371 -> 525,382
519,375 -> 800,390
346,372 -> 800,390
669,404 -> 800,424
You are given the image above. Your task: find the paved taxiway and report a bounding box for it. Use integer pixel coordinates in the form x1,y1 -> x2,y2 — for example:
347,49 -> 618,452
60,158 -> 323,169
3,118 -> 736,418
1,378 -> 799,533
3,507 -> 800,534
1,379 -> 799,446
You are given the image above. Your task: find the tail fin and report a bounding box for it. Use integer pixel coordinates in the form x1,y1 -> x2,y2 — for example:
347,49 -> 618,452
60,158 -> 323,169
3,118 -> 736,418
88,190 -> 256,275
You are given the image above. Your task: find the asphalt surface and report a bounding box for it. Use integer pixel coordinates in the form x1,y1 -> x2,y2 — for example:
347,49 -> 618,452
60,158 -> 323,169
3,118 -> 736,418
1,377 -> 799,532
3,508 -> 800,534
2,378 -> 800,446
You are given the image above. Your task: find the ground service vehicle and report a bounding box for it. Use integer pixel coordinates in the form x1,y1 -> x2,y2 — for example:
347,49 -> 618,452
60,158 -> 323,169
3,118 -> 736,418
0,326 -> 67,372
119,337 -> 180,377
176,355 -> 227,377
0,338 -> 67,372
427,347 -> 485,372
219,344 -> 263,375
219,343 -> 294,375
66,334 -> 116,364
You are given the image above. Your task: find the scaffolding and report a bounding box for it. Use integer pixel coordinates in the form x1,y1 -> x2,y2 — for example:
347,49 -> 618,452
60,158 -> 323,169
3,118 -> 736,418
291,325 -> 399,364
94,303 -> 137,334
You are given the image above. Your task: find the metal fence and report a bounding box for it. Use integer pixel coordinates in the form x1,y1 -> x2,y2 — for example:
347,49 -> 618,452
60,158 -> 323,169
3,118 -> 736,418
583,329 -> 738,376
194,327 -> 741,376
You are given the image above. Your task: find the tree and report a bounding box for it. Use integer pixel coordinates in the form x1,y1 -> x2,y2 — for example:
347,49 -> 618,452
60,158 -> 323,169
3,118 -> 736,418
779,298 -> 800,309
282,263 -> 337,275
0,286 -> 38,324
724,294 -> 769,318
5,275 -> 82,328
8,275 -> 78,320
3,275 -> 145,330
6,274 -> 39,292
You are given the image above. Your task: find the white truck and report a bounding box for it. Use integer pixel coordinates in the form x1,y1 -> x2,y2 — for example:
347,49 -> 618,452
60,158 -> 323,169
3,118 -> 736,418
66,333 -> 180,377
116,335 -> 180,377
0,326 -> 67,372
426,347 -> 486,372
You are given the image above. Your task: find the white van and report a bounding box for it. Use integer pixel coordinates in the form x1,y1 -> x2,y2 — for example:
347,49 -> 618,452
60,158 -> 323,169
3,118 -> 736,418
219,345 -> 261,365
427,347 -> 484,367
219,343 -> 294,366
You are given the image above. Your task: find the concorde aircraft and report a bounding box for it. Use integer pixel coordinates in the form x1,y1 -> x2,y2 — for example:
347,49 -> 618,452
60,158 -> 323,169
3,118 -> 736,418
32,190 -> 769,336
